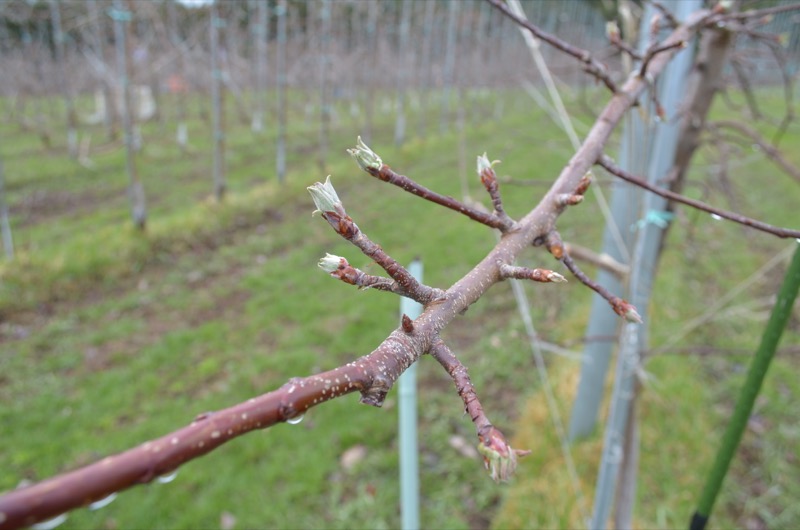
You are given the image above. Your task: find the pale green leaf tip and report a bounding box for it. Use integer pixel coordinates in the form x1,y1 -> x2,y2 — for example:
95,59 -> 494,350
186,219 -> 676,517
347,136 -> 382,171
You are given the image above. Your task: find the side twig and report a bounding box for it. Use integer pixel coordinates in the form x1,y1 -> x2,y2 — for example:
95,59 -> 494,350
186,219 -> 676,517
429,338 -> 530,482
308,177 -> 444,304
348,138 -> 515,232
709,120 -> 800,184
597,155 -> 800,239
318,253 -> 445,302
544,231 -> 642,323
477,153 -> 516,228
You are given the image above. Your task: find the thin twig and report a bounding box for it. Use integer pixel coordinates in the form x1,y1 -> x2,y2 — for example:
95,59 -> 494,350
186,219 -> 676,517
639,40 -> 687,77
366,164 -> 515,232
486,0 -> 618,93
711,3 -> 800,22
318,253 -> 445,302
710,120 -> 800,184
545,232 -> 642,323
652,1 -> 679,28
477,154 -> 515,228
598,155 -> 800,239
308,178 -> 443,304
429,338 -> 530,482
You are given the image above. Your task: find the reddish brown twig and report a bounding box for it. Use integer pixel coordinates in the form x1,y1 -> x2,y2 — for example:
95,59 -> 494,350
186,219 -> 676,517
429,338 -> 530,482
308,178 -> 443,304
0,328 -> 423,530
367,164 -> 514,232
709,120 -> 800,185
544,232 -> 642,323
477,154 -> 516,228
486,0 -> 618,93
606,20 -> 643,61
318,253 -> 445,302
598,155 -> 800,239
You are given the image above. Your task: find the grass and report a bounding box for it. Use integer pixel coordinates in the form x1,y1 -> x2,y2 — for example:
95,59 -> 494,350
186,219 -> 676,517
0,86 -> 798,529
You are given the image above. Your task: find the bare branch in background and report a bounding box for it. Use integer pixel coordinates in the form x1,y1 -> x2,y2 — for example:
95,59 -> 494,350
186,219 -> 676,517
709,120 -> 800,185
597,155 -> 800,239
486,0 -> 619,93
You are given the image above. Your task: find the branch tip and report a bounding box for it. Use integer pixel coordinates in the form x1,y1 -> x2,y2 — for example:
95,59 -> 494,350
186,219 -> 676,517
308,176 -> 345,217
347,136 -> 383,171
477,426 -> 531,483
476,152 -> 501,176
318,253 -> 345,273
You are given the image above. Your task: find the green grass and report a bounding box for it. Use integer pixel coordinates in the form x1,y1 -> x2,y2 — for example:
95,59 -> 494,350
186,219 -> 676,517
0,87 -> 798,529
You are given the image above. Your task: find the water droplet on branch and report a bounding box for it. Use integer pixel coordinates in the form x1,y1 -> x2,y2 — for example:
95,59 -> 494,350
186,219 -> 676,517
88,493 -> 117,511
31,514 -> 68,530
157,471 -> 178,484
286,414 -> 304,425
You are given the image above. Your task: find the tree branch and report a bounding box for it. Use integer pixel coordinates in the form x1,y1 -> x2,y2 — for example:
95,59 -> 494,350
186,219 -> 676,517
544,231 -> 642,323
0,12 -> 714,528
597,155 -> 800,239
308,177 -> 444,305
486,0 -> 619,94
709,120 -> 800,185
429,338 -> 530,483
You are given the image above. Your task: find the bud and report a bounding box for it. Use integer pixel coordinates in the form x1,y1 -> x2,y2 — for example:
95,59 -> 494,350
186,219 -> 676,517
318,253 -> 346,273
547,271 -> 568,283
612,298 -> 643,324
605,20 -> 620,44
574,171 -> 593,195
307,175 -> 346,217
347,136 -> 382,171
555,193 -> 584,207
477,426 -> 531,483
476,153 -> 500,176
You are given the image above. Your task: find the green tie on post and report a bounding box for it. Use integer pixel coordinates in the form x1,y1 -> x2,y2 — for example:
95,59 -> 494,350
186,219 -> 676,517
691,242 -> 800,530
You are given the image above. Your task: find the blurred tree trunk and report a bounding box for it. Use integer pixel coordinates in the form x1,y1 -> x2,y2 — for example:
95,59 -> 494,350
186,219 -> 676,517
275,0 -> 287,183
362,0 -> 379,144
49,0 -> 78,158
318,0 -> 331,171
440,0 -> 459,133
112,0 -> 146,230
167,0 -> 189,153
210,1 -> 227,201
393,0 -> 411,147
88,0 -> 118,141
0,156 -> 14,260
251,0 -> 269,135
416,0 -> 435,140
